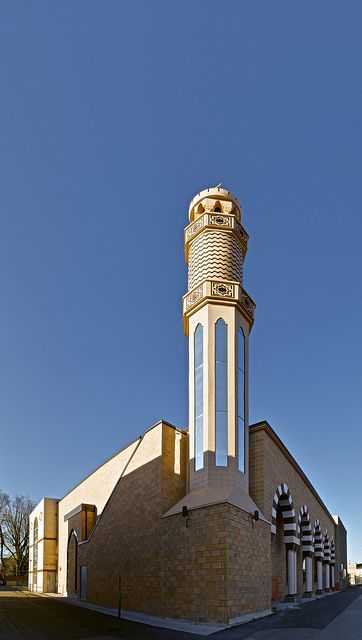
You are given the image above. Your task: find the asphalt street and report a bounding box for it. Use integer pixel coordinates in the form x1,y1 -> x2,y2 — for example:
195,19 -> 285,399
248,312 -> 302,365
0,587 -> 361,640
214,588 -> 362,639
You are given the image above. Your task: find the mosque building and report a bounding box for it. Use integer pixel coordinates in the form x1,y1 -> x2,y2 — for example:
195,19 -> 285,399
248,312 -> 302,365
28,187 -> 347,625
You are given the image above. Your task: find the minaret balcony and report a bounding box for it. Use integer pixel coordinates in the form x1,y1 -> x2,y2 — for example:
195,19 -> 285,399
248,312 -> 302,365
182,279 -> 256,335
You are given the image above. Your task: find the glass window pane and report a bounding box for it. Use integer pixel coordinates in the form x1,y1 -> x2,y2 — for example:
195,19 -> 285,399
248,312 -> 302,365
216,362 -> 228,412
195,366 -> 203,416
216,410 -> 228,466
238,327 -> 245,373
238,416 -> 245,473
33,518 -> 38,570
194,324 -> 204,471
215,319 -> 228,467
215,319 -> 227,362
238,326 -> 245,472
195,326 -> 203,368
195,414 -> 203,470
238,369 -> 244,418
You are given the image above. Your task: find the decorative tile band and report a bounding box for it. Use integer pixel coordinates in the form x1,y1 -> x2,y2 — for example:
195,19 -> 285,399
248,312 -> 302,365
185,212 -> 249,248
182,280 -> 255,321
186,287 -> 203,310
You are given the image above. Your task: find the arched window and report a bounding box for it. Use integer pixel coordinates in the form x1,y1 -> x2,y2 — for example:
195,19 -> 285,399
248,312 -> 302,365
194,324 -> 204,470
237,327 -> 245,472
33,518 -> 38,590
67,529 -> 78,593
215,318 -> 228,466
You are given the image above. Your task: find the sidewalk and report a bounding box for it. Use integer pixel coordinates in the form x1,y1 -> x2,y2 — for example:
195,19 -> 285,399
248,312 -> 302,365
38,591 -> 226,636
318,593 -> 362,639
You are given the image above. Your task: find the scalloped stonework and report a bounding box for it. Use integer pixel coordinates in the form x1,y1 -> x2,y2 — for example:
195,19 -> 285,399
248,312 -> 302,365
188,230 -> 243,290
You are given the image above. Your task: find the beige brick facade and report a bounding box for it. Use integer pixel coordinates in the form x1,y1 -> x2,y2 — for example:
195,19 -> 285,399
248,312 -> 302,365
70,423 -> 271,625
29,417 -> 345,624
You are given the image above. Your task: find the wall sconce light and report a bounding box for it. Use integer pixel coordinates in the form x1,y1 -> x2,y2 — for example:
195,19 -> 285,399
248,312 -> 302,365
182,505 -> 189,528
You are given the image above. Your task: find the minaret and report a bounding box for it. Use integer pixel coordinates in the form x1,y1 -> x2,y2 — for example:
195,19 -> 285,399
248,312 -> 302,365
164,186 -> 260,517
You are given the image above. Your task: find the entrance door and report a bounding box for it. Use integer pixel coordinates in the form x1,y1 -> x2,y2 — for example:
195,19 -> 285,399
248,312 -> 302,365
272,576 -> 280,600
80,566 -> 87,601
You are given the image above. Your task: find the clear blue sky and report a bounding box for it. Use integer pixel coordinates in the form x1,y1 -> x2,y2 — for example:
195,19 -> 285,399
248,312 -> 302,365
1,2 -> 361,560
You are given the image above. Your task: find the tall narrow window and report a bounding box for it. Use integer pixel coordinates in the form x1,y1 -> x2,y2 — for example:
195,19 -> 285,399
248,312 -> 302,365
194,324 -> 204,470
33,518 -> 38,590
67,529 -> 79,592
237,327 -> 245,472
215,319 -> 228,466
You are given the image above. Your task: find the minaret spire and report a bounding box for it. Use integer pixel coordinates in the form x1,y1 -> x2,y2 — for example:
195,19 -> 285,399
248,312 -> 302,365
165,186 -> 261,517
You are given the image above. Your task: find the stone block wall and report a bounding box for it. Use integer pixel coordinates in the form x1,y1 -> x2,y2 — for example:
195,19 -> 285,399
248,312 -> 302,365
160,505 -> 229,623
226,505 -> 271,621
74,422 -> 270,624
77,423 -> 187,614
60,418 -> 340,620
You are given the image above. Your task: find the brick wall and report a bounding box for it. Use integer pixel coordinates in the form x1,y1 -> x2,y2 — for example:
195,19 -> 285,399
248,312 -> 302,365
62,418 -> 338,621
75,422 -> 270,623
226,506 -> 270,620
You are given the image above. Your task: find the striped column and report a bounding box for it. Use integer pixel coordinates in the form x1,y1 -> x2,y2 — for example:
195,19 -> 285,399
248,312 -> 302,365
331,566 -> 335,590
331,540 -> 336,590
299,507 -> 314,598
317,560 -> 323,594
314,521 -> 324,595
323,532 -> 331,592
287,548 -> 297,599
305,556 -> 313,595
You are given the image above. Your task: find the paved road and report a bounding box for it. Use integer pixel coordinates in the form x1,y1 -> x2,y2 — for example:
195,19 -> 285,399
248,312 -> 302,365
214,588 -> 362,639
0,587 -> 361,640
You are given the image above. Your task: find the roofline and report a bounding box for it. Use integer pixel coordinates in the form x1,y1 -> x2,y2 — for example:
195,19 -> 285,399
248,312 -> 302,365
250,420 -> 336,526
60,419 -> 186,502
78,419 -> 188,545
333,515 -> 347,531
